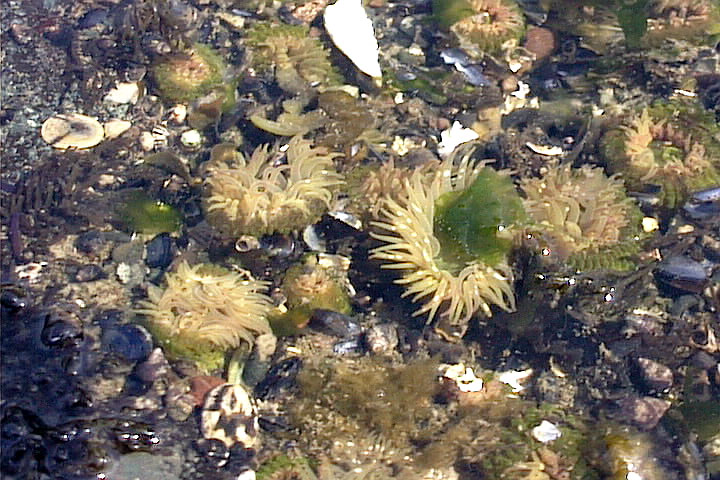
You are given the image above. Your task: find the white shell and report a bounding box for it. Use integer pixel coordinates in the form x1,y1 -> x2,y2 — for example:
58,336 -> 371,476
437,121 -> 479,157
104,82 -> 141,104
201,384 -> 259,448
531,420 -> 562,443
104,119 -> 132,139
324,0 -> 382,79
41,113 -> 104,150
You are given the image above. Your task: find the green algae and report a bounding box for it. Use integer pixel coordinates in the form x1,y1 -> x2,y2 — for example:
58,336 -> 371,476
434,168 -> 525,269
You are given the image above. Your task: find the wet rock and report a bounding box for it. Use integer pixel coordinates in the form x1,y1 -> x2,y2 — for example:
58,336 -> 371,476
1,289 -> 27,312
308,309 -> 361,337
636,358 -> 673,392
134,348 -> 169,383
75,231 -> 108,255
72,264 -> 105,282
617,395 -> 671,430
102,324 -> 153,362
105,451 -> 184,480
364,323 -> 399,354
145,233 -> 174,269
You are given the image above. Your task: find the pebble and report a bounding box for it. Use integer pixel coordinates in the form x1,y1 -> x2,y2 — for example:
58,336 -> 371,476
364,323 -> 398,354
72,264 -> 105,282
180,129 -> 202,148
617,395 -> 670,430
637,357 -> 673,392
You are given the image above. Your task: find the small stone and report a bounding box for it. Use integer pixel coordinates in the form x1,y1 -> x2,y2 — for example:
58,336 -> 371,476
104,119 -> 132,139
531,420 -> 562,443
180,129 -> 202,148
169,104 -> 187,124
618,395 -> 670,430
365,323 -> 398,354
524,27 -> 556,61
72,264 -> 104,282
41,113 -> 104,150
140,131 -> 155,151
105,82 -> 141,104
637,357 -> 673,392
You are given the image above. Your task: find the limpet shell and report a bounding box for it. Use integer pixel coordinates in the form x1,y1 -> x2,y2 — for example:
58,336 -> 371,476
41,113 -> 104,150
200,383 -> 259,449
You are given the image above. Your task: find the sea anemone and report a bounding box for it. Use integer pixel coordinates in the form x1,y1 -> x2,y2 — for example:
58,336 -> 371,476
602,100 -> 720,208
370,152 -> 522,339
203,136 -> 343,237
519,163 -> 645,271
433,0 -> 525,54
151,44 -> 233,105
246,22 -> 340,95
137,261 -> 273,372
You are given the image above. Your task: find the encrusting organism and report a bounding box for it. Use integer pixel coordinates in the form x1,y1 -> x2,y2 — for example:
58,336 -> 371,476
519,162 -> 645,271
203,136 -> 343,237
370,149 -> 523,340
136,261 -> 273,371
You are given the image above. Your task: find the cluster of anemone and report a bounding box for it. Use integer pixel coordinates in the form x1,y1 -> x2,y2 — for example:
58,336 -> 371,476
370,151 -> 521,339
245,22 -> 340,95
203,136 -> 343,237
137,261 -> 273,371
433,0 -> 525,54
602,100 -> 720,207
520,163 -> 644,271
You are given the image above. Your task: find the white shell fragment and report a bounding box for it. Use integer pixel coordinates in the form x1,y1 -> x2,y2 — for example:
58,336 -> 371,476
497,368 -> 533,393
437,121 -> 479,157
104,82 -> 141,104
526,142 -> 564,156
531,420 -> 562,443
440,363 -> 483,393
104,119 -> 132,139
201,384 -> 259,448
41,113 -> 104,150
324,0 -> 382,79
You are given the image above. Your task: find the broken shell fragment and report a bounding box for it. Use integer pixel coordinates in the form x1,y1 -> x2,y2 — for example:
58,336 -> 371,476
41,113 -> 104,150
324,0 -> 382,79
200,383 -> 259,448
104,119 -> 132,139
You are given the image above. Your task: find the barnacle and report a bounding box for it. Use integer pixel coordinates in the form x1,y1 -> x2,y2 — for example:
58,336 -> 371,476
520,163 -> 644,271
433,0 -> 525,54
136,261 -> 273,372
246,22 -> 340,95
602,100 -> 720,208
151,44 -> 234,105
203,136 -> 343,237
370,151 -> 522,340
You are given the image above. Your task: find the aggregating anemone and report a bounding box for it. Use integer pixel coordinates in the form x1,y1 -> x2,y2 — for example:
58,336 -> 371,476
602,99 -> 720,208
245,22 -> 340,95
370,152 -> 523,339
519,162 -> 645,271
433,0 -> 525,54
136,261 -> 273,372
203,136 -> 344,237
151,43 -> 233,105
